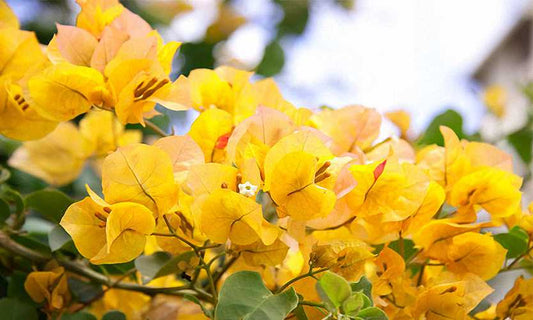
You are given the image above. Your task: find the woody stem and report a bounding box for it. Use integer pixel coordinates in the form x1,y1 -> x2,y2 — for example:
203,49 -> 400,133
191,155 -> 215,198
0,231 -> 214,303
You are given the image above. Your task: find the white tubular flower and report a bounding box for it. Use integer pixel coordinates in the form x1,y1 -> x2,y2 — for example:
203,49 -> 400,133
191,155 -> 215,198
238,181 -> 258,197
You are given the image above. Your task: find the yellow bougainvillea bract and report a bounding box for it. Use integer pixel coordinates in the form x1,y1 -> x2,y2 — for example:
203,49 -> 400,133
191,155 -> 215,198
0,1 -> 532,319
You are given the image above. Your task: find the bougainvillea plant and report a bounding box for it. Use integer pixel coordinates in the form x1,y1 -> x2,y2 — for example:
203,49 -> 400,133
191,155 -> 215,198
0,1 -> 532,319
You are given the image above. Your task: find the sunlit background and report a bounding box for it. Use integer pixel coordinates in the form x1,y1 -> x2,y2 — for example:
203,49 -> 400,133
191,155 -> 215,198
8,0 -> 532,134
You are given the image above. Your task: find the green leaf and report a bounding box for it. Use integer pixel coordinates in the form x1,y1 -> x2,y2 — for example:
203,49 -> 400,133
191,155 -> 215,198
0,186 -> 24,215
62,312 -> 98,320
135,251 -> 195,284
357,307 -> 388,320
342,293 -> 364,316
25,189 -> 73,223
143,113 -> 170,136
184,294 -> 213,318
0,198 -> 10,223
256,41 -> 285,77
102,311 -> 126,320
12,234 -> 51,256
316,271 -> 352,309
350,276 -> 373,305
7,272 -> 35,305
507,128 -> 533,164
418,109 -> 464,146
0,298 -> 38,320
388,239 -> 417,261
293,305 -> 309,320
0,167 -> 10,184
94,261 -> 135,275
494,226 -> 529,259
68,278 -> 103,303
48,225 -> 72,251
215,271 -> 298,320
275,0 -> 310,36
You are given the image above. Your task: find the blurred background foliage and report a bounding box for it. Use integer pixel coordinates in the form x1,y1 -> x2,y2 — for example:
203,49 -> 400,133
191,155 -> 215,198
12,0 -> 355,77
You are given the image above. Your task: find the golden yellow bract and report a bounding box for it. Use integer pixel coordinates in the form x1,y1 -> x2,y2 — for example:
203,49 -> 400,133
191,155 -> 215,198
28,63 -> 106,122
8,122 -> 93,186
102,143 -> 178,217
24,267 -> 71,311
1,1 -> 531,316
60,196 -> 155,264
269,151 -> 336,221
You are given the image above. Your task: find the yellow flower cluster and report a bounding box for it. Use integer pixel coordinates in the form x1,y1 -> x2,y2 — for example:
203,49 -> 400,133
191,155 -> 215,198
1,1 -> 532,319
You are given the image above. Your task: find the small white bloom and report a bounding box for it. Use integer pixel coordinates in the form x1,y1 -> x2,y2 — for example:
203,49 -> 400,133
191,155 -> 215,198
238,181 -> 258,197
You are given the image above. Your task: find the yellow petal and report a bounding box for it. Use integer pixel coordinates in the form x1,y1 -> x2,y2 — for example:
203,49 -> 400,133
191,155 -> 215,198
8,122 -> 92,185
0,1 -> 19,28
385,110 -> 411,138
183,163 -> 237,197
28,63 -> 105,121
187,68 -> 234,111
91,202 -> 155,264
188,108 -> 233,162
54,24 -> 98,66
89,25 -> 129,72
269,151 -> 335,220
158,41 -> 181,74
79,110 -> 141,156
483,84 -> 506,117
446,232 -> 507,280
197,189 -> 278,245
148,75 -> 191,111
60,197 -> 108,259
263,130 -> 333,191
412,219 -> 484,260
102,144 -> 178,216
0,81 -> 58,141
238,239 -> 289,267
309,105 -> 381,154
154,135 -> 204,182
24,267 -> 70,310
76,0 -> 124,38
449,168 -> 522,221
0,28 -> 45,80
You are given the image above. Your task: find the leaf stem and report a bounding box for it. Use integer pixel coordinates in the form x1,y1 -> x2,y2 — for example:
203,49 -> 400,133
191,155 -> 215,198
276,267 -> 329,294
163,215 -> 219,303
144,119 -> 169,137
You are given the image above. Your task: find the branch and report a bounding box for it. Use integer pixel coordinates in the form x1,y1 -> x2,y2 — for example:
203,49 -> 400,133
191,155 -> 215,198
0,231 -> 213,302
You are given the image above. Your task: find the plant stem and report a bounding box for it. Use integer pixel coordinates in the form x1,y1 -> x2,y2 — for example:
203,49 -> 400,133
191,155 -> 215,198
145,119 -> 169,137
213,254 -> 239,285
276,267 -> 329,294
502,245 -> 532,271
0,231 -> 214,303
299,301 -> 326,308
163,215 -> 219,303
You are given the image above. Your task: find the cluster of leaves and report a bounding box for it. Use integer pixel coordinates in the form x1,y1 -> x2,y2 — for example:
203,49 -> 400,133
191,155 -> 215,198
0,1 -> 533,320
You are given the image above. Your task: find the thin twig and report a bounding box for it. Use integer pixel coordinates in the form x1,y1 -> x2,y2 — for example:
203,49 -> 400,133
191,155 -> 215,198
163,215 -> 219,303
276,267 -> 329,294
145,119 -> 169,137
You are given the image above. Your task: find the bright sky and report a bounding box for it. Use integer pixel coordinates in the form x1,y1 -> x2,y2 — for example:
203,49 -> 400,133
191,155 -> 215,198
270,0 -> 530,134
